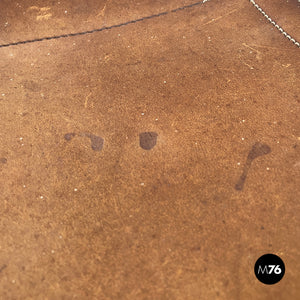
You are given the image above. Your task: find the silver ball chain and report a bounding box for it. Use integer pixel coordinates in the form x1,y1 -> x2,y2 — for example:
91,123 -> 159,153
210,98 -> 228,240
249,0 -> 300,48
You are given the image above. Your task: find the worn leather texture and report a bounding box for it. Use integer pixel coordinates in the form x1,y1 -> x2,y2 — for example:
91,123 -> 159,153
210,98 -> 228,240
0,0 -> 299,299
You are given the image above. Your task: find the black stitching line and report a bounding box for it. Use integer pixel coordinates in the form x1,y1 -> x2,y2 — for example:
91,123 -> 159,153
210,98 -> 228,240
0,0 -> 209,48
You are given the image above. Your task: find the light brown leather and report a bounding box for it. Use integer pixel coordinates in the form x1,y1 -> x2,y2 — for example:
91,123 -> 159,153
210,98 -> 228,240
0,0 -> 299,298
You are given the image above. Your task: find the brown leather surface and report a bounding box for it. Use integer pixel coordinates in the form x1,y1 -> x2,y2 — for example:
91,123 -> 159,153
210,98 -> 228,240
0,0 -> 299,299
